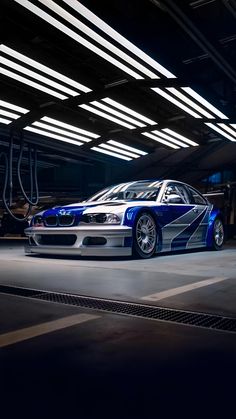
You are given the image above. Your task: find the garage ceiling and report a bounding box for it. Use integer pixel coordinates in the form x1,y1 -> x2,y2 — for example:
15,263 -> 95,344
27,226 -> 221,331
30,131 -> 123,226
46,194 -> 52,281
0,0 -> 236,188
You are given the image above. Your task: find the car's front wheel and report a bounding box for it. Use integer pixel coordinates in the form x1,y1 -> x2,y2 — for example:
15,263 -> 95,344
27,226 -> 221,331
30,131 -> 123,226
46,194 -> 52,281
133,212 -> 157,259
211,218 -> 224,250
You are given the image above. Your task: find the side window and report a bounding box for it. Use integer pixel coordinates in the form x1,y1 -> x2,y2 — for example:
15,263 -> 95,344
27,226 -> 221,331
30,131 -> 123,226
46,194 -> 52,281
162,183 -> 189,204
175,184 -> 190,204
188,187 -> 206,205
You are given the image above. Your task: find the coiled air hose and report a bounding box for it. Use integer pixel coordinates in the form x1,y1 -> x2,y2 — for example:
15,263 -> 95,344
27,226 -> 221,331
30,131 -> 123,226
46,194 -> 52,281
0,134 -> 39,222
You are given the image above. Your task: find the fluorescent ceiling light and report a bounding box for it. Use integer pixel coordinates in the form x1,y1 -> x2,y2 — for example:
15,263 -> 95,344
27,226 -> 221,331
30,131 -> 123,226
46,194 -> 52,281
1,56 -> 78,97
100,143 -> 140,159
91,146 -> 132,161
166,88 -> 214,119
0,117 -> 11,124
24,126 -> 83,146
0,66 -> 67,100
91,101 -> 145,127
218,124 -> 236,138
142,132 -> 180,149
41,116 -> 100,138
102,98 -> 157,126
162,128 -> 199,146
79,104 -> 136,129
205,123 -> 236,142
1,44 -> 91,93
14,0 -> 143,80
0,109 -> 20,119
151,130 -> 189,147
151,88 -> 202,118
182,87 -> 228,119
108,140 -> 147,155
39,0 -> 158,79
32,121 -> 91,142
63,0 -> 176,78
230,124 -> 236,129
0,99 -> 28,114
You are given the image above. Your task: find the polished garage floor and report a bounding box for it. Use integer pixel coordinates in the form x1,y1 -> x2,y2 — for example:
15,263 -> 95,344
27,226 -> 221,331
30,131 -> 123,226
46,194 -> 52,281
0,238 -> 236,418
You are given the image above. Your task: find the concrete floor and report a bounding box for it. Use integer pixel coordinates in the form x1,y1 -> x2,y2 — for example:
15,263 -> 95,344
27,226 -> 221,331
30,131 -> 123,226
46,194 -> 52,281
0,238 -> 236,418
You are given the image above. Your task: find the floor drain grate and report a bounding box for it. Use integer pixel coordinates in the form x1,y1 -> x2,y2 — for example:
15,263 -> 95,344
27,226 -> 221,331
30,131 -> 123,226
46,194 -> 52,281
0,284 -> 236,333
0,284 -> 43,298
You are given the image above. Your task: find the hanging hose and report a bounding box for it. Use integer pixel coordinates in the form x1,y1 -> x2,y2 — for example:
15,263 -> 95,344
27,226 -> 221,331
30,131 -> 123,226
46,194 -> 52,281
0,133 -> 39,222
17,136 -> 39,206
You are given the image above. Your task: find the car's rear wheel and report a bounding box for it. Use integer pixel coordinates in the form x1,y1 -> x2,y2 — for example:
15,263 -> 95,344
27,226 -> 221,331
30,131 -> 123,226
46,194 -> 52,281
133,212 -> 157,259
212,218 -> 224,250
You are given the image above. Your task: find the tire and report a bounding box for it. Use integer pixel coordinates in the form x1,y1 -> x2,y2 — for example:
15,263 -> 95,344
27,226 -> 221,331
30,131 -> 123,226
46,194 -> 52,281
211,218 -> 224,250
133,212 -> 157,259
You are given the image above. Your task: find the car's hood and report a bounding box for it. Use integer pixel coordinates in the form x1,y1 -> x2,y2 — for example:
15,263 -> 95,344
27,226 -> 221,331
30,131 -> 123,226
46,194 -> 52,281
41,199 -> 158,218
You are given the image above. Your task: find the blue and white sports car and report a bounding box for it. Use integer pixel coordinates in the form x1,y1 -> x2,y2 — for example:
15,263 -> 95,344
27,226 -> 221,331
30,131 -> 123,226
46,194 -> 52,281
25,180 -> 224,258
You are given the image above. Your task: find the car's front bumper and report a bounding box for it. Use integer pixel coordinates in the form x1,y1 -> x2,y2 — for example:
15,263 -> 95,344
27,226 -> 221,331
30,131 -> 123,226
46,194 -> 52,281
24,225 -> 133,257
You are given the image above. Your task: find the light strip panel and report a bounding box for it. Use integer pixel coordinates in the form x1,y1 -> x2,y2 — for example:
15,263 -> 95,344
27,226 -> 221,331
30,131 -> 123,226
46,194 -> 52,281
32,121 -> 91,142
14,0 -> 143,80
39,0 -> 158,79
102,98 -> 157,125
100,143 -> 140,158
166,88 -> 214,119
0,99 -> 28,114
1,44 -> 91,93
41,116 -> 100,138
24,126 -> 83,146
162,128 -> 199,146
0,66 -> 67,100
1,55 -> 78,97
79,104 -> 136,129
182,87 -> 228,119
205,123 -> 236,142
142,132 -> 180,149
151,130 -> 189,147
0,117 -> 11,124
91,146 -> 132,161
0,109 -> 20,119
63,0 -> 176,78
151,88 -> 202,118
218,124 -> 236,138
91,101 -> 145,127
108,140 -> 147,155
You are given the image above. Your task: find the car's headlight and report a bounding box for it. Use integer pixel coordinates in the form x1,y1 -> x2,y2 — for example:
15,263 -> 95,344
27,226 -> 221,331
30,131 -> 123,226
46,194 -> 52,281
82,213 -> 121,224
32,215 -> 44,227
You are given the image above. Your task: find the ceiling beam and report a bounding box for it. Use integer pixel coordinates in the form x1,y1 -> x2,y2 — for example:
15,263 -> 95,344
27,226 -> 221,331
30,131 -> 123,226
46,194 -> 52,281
150,0 -> 236,84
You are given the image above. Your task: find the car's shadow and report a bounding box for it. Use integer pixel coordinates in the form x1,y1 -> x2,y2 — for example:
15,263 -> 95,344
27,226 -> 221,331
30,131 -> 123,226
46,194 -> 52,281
25,246 -> 214,262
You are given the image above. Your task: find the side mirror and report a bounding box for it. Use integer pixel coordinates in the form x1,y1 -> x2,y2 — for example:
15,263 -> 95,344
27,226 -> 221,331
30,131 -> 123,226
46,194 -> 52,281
165,194 -> 183,204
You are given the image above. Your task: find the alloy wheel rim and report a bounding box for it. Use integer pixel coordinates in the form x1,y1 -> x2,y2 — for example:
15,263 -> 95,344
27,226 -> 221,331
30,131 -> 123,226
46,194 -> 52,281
136,214 -> 156,254
214,219 -> 224,246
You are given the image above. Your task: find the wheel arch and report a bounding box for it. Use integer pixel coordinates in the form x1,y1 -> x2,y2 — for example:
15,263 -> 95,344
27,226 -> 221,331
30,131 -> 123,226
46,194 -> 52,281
124,206 -> 162,253
206,207 -> 224,248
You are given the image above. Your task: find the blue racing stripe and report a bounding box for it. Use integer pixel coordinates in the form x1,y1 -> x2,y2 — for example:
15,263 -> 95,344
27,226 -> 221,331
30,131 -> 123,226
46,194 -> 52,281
171,208 -> 208,250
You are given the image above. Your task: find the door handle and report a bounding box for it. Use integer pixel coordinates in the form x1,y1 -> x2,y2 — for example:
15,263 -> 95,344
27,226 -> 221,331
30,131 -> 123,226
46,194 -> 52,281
192,208 -> 199,213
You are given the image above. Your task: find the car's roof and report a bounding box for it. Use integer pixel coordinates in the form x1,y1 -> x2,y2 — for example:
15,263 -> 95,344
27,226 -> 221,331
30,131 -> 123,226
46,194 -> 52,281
109,179 -> 185,187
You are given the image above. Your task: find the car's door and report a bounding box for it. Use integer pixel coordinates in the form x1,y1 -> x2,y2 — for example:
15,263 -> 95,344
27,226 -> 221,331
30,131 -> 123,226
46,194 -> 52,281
160,182 -> 203,251
184,185 -> 210,248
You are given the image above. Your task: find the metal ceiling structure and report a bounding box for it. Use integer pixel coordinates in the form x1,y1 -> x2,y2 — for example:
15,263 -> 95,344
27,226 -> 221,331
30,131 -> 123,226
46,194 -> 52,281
0,0 -> 236,191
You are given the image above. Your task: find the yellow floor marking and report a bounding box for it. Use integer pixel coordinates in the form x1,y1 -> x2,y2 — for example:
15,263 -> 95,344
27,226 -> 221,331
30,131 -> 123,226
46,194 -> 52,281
0,313 -> 100,348
141,277 -> 229,301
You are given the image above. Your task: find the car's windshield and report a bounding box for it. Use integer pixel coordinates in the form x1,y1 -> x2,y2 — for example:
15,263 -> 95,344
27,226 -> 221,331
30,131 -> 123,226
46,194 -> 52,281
85,181 -> 163,202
